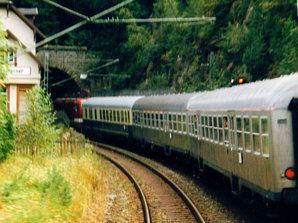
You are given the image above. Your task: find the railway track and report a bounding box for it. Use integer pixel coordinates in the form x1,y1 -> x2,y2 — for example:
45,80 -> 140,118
90,140 -> 205,223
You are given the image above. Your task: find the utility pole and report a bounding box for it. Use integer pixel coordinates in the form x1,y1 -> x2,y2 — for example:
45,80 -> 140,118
43,51 -> 49,92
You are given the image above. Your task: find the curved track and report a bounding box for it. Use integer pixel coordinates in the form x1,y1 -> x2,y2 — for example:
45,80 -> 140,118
90,140 -> 205,223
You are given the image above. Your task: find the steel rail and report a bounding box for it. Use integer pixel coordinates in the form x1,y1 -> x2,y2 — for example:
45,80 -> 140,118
92,144 -> 151,223
92,140 -> 205,223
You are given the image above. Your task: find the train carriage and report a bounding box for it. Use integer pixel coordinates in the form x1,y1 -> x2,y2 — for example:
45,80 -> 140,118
74,72 -> 298,205
132,93 -> 194,155
82,96 -> 143,138
187,73 -> 298,204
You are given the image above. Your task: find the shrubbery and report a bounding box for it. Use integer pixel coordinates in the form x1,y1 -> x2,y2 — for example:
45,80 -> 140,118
17,86 -> 60,155
0,22 -> 16,162
0,94 -> 16,162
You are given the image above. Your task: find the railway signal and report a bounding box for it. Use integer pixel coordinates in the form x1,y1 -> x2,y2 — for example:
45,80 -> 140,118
231,77 -> 247,86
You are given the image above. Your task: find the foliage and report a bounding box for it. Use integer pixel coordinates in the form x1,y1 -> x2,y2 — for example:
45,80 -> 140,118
17,86 -> 59,155
0,146 -> 106,222
0,22 -> 16,162
13,0 -> 298,92
0,94 -> 16,162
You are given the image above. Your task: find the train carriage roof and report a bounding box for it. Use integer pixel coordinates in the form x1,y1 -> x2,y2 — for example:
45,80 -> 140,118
133,93 -> 195,111
82,96 -> 144,109
188,72 -> 298,111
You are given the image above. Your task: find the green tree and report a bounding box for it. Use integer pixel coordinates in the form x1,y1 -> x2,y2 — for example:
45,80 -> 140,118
0,22 -> 16,161
17,86 -> 59,155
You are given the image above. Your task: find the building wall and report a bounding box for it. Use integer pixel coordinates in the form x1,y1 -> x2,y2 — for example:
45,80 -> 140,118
0,8 -> 35,54
0,7 -> 41,122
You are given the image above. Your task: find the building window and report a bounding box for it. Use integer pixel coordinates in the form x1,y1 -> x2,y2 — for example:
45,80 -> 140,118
8,52 -> 16,65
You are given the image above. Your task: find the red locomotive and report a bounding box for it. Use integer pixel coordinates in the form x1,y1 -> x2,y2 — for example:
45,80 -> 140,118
53,98 -> 87,130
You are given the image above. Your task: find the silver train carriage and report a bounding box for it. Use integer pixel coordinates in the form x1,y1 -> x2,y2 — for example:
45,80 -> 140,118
131,73 -> 298,205
82,73 -> 298,205
82,96 -> 143,138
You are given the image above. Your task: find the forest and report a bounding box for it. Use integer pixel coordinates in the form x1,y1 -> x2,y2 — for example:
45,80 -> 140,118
14,0 -> 298,93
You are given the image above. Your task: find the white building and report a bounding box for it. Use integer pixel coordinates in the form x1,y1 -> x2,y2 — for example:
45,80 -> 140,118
0,0 -> 46,122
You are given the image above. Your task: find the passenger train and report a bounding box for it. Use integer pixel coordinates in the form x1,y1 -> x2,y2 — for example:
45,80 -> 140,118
64,73 -> 298,206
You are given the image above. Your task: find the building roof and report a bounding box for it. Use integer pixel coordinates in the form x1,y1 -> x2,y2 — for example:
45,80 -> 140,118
0,1 -> 46,41
6,29 -> 43,67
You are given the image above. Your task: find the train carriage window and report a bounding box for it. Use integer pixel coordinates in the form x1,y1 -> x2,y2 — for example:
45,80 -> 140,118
121,111 -> 124,123
102,109 -> 105,120
223,116 -> 229,142
208,116 -> 213,140
194,115 -> 198,136
236,117 -> 243,149
201,116 -> 205,137
99,109 -> 102,120
178,114 -> 182,132
229,117 -> 235,145
188,115 -> 194,135
117,111 -> 120,122
94,108 -> 98,120
262,136 -> 269,155
125,111 -> 128,123
262,119 -> 268,133
218,117 -> 223,143
213,117 -> 218,142
160,114 -> 164,129
155,113 -> 159,128
136,112 -> 139,124
261,118 -> 269,155
173,114 -> 177,131
183,114 -> 187,133
150,113 -> 154,127
144,113 -> 147,126
244,117 -> 251,151
169,114 -> 173,131
113,110 -> 116,122
89,109 -> 93,120
128,111 -> 131,124
252,118 -> 261,154
204,116 -> 209,138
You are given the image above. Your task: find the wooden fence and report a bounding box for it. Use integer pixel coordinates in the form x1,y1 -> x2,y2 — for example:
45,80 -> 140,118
15,131 -> 85,156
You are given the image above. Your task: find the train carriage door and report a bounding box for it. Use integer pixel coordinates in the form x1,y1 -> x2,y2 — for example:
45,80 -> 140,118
289,98 -> 298,184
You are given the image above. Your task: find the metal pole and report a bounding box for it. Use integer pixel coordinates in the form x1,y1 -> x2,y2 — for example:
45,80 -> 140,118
36,0 -> 135,48
42,0 -> 89,20
86,59 -> 119,73
94,17 -> 216,24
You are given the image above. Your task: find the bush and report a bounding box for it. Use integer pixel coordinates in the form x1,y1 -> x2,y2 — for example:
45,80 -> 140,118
0,90 -> 16,162
17,86 -> 59,155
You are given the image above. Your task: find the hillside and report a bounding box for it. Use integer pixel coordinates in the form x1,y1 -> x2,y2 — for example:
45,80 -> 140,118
15,0 -> 298,93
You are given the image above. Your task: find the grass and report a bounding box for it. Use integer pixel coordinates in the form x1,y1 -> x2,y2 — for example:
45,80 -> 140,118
0,145 -> 107,223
